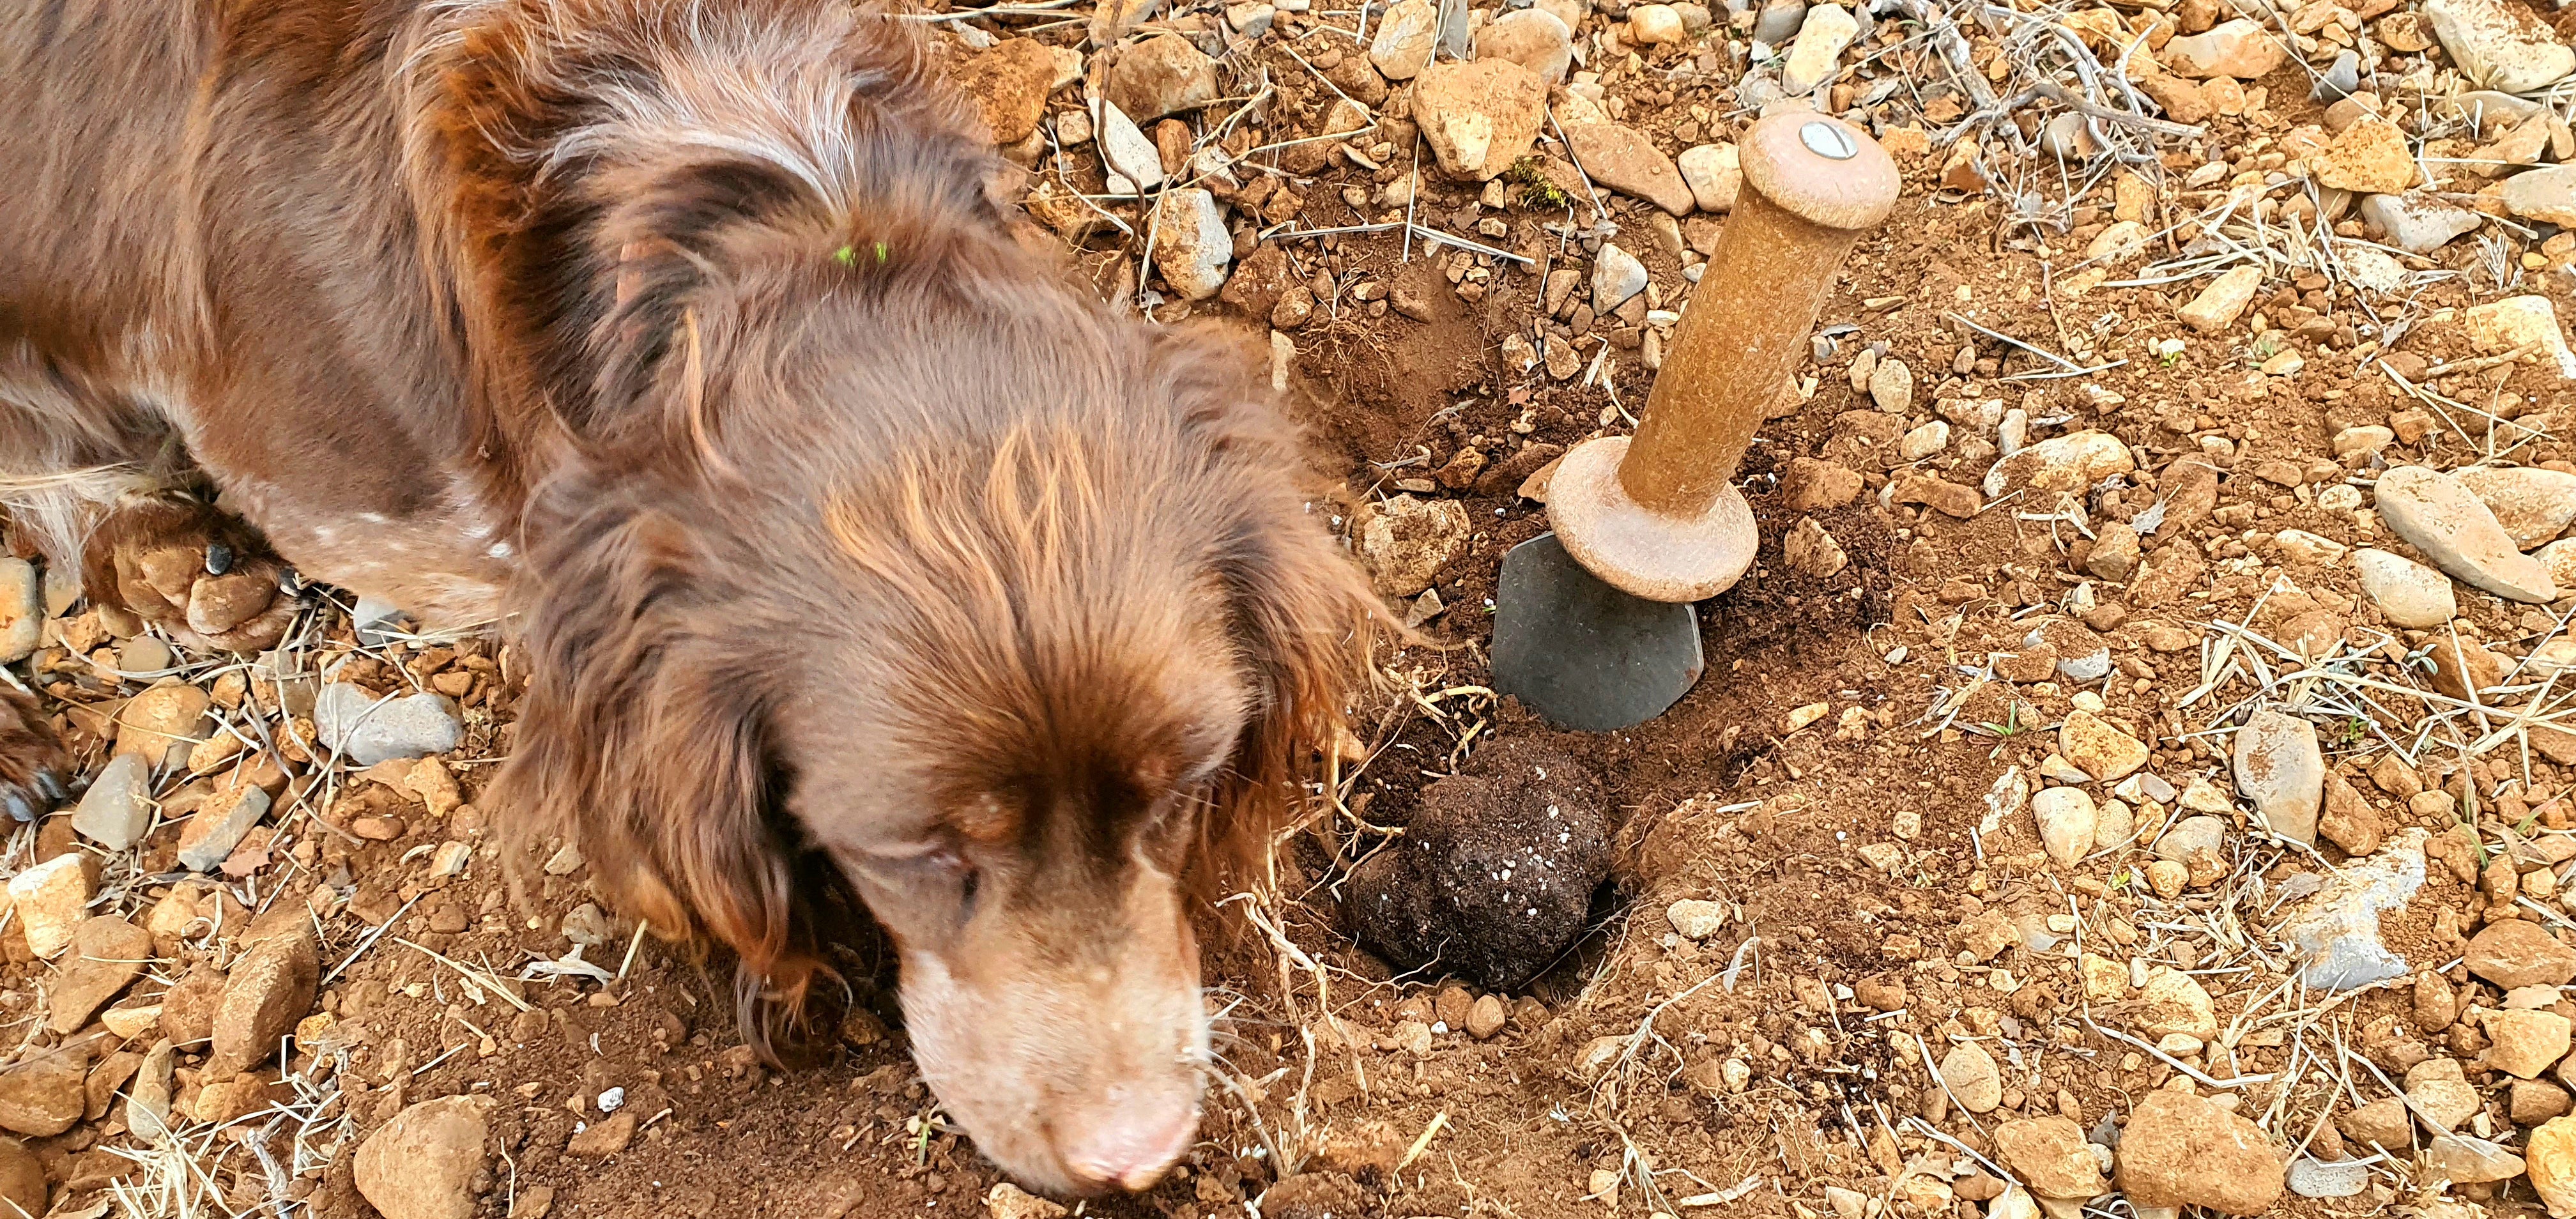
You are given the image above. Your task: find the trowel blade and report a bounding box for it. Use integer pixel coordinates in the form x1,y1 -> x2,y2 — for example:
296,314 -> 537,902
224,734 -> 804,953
1489,533 -> 1704,732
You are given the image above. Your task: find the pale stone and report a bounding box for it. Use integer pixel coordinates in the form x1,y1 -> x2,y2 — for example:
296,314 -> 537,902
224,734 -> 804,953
2505,165 -> 2576,227
1369,0 -> 1439,79
2083,220 -> 2150,264
72,753 -> 152,852
2177,265 -> 2263,333
1666,899 -> 1727,939
2458,465 -> 2576,549
1411,61 -> 1549,181
1676,143 -> 1741,212
2136,968 -> 2220,1041
2352,548 -> 2457,627
1628,3 -> 1686,43
2162,19 -> 2287,78
1151,188 -> 1233,301
2425,0 -> 2576,93
1591,243 -> 1648,311
2060,710 -> 2148,783
2464,295 -> 2576,378
6,855 -> 89,960
1781,3 -> 1859,93
2373,464 -> 2559,602
1472,8 -> 1574,82
2032,788 -> 2096,868
1982,431 -> 2134,498
1938,1041 -> 2003,1112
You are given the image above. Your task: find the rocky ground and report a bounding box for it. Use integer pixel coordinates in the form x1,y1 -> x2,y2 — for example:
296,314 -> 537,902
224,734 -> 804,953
14,0 -> 2576,1215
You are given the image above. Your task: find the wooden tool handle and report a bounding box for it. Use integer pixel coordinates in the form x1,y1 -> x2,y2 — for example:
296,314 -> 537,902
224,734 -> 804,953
1618,114 -> 1900,518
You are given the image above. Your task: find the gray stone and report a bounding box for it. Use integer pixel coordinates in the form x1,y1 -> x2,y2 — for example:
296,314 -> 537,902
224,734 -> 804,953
313,683 -> 466,767
2312,49 -> 2362,100
2358,194 -> 2484,254
1753,0 -> 1807,45
1591,244 -> 1648,311
351,595 -> 411,647
176,785 -> 268,873
2057,648 -> 2113,682
2427,1133 -> 2526,1183
2233,710 -> 2322,845
2285,1156 -> 2369,1199
2276,828 -> 2428,992
129,1039 -> 174,1140
2373,464 -> 2559,603
1095,98 -> 1163,194
72,753 -> 153,852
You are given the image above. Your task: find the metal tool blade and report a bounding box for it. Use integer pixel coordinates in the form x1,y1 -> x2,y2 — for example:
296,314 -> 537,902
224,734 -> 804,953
1489,533 -> 1704,732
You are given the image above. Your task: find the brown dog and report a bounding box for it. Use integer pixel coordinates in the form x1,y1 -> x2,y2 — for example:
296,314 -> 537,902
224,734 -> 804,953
0,0 -> 1374,1195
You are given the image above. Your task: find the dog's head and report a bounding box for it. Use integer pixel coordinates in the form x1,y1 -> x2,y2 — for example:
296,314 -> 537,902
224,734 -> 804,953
427,4 -> 1376,1190
496,275 -> 1374,1193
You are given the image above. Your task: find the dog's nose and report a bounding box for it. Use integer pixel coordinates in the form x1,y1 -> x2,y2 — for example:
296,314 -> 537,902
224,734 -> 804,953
1057,1095 -> 1199,1192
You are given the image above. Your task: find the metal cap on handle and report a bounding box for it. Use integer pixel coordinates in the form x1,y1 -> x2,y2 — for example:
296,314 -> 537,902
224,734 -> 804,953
1545,114 -> 1900,603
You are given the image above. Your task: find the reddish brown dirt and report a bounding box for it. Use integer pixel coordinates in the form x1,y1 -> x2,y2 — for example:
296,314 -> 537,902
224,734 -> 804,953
15,11 -> 2576,1219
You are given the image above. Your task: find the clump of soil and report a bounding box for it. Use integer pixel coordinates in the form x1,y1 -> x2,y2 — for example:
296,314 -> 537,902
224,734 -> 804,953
1344,737 -> 1609,990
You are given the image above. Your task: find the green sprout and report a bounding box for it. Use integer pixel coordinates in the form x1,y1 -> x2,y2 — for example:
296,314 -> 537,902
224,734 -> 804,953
1506,157 -> 1572,210
832,242 -> 892,268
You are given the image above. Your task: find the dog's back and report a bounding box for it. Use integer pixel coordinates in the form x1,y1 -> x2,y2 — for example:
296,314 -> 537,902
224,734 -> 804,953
0,0 -> 211,510
0,1 -> 201,349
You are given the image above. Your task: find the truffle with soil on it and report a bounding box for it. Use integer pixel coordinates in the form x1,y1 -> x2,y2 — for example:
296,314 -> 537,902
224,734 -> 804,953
1344,739 -> 1613,991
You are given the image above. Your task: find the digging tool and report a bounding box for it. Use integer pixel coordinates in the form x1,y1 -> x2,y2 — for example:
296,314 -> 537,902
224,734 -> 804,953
1492,114 -> 1899,731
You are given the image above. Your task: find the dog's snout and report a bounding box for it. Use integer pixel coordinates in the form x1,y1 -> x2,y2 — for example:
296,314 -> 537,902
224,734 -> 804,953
1055,1092 -> 1199,1193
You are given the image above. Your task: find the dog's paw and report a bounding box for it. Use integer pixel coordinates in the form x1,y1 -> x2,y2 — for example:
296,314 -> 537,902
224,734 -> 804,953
84,497 -> 301,653
0,684 -> 72,824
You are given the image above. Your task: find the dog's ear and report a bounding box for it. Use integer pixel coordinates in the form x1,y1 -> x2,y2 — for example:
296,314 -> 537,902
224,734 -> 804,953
1203,509 -> 1382,881
1150,325 -> 1389,890
494,501 -> 827,1047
